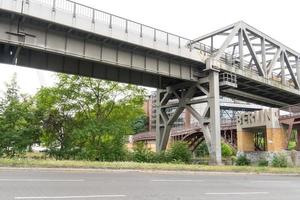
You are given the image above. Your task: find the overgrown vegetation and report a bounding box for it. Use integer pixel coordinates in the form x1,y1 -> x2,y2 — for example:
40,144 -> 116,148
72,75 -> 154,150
168,141 -> 192,163
131,141 -> 192,164
235,154 -> 251,166
0,74 -> 146,161
195,142 -> 235,158
258,158 -> 269,167
272,153 -> 288,168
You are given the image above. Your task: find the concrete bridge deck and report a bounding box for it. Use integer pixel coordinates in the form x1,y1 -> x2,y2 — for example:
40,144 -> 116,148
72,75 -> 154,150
0,0 -> 300,107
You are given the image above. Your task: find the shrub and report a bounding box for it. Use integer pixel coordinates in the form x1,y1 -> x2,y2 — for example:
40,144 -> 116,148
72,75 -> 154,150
235,154 -> 251,166
167,141 -> 192,163
132,142 -> 155,163
152,151 -> 170,163
257,158 -> 269,167
231,156 -> 237,165
195,142 -> 209,157
221,143 -> 234,157
272,153 -> 288,168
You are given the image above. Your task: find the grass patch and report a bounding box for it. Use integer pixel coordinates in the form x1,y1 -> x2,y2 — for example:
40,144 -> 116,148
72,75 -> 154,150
0,158 -> 300,174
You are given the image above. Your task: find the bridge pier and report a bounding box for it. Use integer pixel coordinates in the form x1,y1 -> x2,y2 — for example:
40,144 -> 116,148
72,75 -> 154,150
156,70 -> 222,165
207,70 -> 222,165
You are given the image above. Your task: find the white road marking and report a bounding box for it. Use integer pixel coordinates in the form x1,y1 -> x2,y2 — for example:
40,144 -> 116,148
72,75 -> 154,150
252,180 -> 291,183
14,195 -> 126,199
0,179 -> 84,182
205,192 -> 269,195
152,179 -> 204,182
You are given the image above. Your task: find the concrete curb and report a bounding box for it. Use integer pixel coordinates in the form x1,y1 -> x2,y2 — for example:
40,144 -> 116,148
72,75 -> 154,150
1,166 -> 300,176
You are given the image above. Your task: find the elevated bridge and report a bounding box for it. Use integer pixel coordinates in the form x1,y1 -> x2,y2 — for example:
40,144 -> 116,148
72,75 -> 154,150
133,121 -> 237,153
0,0 -> 300,164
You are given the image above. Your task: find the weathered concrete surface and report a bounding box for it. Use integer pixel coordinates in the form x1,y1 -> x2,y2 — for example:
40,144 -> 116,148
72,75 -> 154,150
237,109 -> 288,152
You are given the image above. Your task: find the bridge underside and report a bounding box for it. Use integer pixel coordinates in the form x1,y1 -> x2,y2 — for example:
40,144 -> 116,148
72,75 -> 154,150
0,43 -> 186,89
222,77 -> 300,107
0,10 -> 203,89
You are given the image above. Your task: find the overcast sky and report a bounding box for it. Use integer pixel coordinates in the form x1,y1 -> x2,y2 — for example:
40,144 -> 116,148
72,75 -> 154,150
1,0 -> 300,95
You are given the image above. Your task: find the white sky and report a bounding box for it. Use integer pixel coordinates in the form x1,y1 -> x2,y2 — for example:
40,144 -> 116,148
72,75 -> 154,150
1,0 -> 300,95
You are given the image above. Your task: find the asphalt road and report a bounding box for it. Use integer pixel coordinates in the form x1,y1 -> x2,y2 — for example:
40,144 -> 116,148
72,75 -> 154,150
0,168 -> 300,200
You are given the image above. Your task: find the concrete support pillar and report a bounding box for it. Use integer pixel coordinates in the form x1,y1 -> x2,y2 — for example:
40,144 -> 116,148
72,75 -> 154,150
208,70 -> 222,165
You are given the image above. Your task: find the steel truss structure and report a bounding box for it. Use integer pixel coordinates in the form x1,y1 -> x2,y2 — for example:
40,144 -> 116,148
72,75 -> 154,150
190,21 -> 300,90
156,70 -> 221,164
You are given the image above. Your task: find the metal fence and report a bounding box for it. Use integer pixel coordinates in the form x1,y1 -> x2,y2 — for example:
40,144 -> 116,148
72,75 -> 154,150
31,0 -> 194,50
20,0 -> 298,90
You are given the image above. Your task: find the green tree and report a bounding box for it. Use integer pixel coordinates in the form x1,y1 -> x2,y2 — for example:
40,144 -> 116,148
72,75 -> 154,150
0,75 -> 40,157
35,74 -> 146,160
132,115 -> 148,134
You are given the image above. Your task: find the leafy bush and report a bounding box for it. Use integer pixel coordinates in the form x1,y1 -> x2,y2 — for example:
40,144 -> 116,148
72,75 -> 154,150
221,143 -> 234,157
152,151 -> 171,163
258,158 -> 269,167
132,142 -> 155,163
195,142 -> 209,157
168,141 -> 192,163
288,141 -> 296,150
231,156 -> 237,165
272,153 -> 288,168
235,154 -> 251,166
195,142 -> 235,158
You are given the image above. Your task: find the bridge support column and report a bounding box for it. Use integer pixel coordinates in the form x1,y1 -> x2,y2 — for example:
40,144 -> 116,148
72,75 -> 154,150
156,85 -> 197,152
208,70 -> 222,165
155,70 -> 222,165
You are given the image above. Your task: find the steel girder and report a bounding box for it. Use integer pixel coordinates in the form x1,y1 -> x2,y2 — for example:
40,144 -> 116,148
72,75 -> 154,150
156,70 -> 222,165
190,21 -> 300,90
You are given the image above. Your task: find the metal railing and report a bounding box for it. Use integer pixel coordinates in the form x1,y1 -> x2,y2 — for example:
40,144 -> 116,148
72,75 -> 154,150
279,103 -> 300,119
28,0 -> 193,50
20,0 -> 298,90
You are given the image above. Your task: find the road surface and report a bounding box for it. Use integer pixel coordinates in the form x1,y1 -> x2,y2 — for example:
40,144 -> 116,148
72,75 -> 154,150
0,168 -> 300,200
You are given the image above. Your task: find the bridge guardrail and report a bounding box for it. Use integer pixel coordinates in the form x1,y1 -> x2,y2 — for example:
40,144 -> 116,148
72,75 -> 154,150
2,0 -> 297,90
32,0 -> 194,51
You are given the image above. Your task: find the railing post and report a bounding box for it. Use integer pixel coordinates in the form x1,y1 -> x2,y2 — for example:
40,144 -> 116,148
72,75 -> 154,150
72,3 -> 76,18
140,24 -> 143,38
178,37 -> 181,49
92,9 -> 95,24
125,20 -> 128,33
154,29 -> 156,41
189,41 -> 192,52
109,15 -> 112,29
52,0 -> 56,12
166,33 -> 169,45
